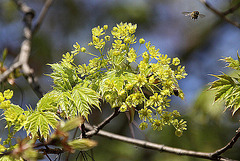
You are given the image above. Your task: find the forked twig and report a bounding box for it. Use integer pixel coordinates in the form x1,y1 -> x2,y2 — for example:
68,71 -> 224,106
0,0 -> 54,98
85,108 -> 120,137
200,0 -> 240,29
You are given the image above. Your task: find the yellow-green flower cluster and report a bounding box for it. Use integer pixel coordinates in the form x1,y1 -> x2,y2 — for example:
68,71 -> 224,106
71,42 -> 87,56
126,48 -> 137,63
0,89 -> 13,110
62,52 -> 74,63
111,22 -> 137,44
138,108 -> 152,121
64,22 -> 188,136
88,25 -> 110,52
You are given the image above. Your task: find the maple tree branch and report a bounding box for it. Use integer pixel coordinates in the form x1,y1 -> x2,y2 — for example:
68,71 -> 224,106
33,0 -> 55,34
211,127 -> 240,157
0,0 -> 54,98
200,0 -> 240,29
223,2 -> 240,16
85,124 -> 239,161
85,108 -> 120,137
0,0 -> 34,83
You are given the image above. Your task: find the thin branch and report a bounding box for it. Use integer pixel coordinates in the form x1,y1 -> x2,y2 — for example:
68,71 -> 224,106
65,127 -> 79,161
33,0 -> 55,34
211,127 -> 240,157
0,0 -> 54,98
200,0 -> 240,29
24,73 -> 44,98
81,123 -> 87,138
38,148 -> 64,155
0,0 -> 34,83
0,142 -> 64,158
85,108 -> 120,137
85,124 -> 239,161
223,2 -> 240,16
0,61 -> 22,82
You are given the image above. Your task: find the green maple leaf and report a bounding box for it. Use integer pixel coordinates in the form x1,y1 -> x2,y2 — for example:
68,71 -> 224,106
71,84 -> 101,120
210,73 -> 240,115
24,111 -> 60,139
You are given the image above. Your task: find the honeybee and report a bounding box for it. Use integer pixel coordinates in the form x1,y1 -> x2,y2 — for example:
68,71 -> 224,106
182,11 -> 205,20
173,87 -> 179,96
171,83 -> 181,97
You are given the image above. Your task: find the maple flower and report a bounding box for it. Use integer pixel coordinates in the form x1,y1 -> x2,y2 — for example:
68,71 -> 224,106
138,108 -> 152,121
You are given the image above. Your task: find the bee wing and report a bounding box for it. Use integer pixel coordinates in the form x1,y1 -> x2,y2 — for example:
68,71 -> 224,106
199,14 -> 206,18
182,12 -> 192,16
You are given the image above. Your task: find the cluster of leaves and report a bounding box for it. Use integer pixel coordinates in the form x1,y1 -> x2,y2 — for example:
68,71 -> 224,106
69,22 -> 187,136
209,52 -> 240,115
0,89 -> 60,141
0,97 -> 97,161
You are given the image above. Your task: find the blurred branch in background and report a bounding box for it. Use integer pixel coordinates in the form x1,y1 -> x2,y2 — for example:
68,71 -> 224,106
85,124 -> 240,161
200,0 -> 240,29
180,0 -> 240,62
33,0 -> 55,34
0,0 -> 54,98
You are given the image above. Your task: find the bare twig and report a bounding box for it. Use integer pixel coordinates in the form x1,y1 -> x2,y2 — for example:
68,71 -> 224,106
12,0 -> 45,98
33,0 -> 55,34
85,124 -> 239,161
0,0 -> 54,98
0,0 -> 34,83
85,108 -> 120,137
223,2 -> 240,16
200,0 -> 240,29
211,127 -> 240,157
0,141 -> 64,158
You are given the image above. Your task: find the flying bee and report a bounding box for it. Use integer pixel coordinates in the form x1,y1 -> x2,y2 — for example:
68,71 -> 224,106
182,11 -> 205,20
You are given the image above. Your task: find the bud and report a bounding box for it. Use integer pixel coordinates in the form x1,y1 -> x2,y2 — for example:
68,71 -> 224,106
139,38 -> 145,44
80,47 -> 86,52
68,139 -> 97,151
103,25 -> 108,30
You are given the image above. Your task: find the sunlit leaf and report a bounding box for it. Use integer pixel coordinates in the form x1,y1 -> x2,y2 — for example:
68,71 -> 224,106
210,57 -> 240,115
36,90 -> 59,112
24,111 -> 60,139
71,85 -> 100,120
214,85 -> 234,102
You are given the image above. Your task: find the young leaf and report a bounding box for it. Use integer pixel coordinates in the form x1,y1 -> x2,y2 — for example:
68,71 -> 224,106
48,63 -> 80,91
123,72 -> 137,84
36,90 -> 59,112
71,85 -> 100,120
4,104 -> 26,132
209,73 -> 236,102
24,111 -> 60,139
210,64 -> 240,115
221,55 -> 240,70
0,48 -> 8,68
209,73 -> 235,90
68,139 -> 97,151
58,117 -> 84,132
